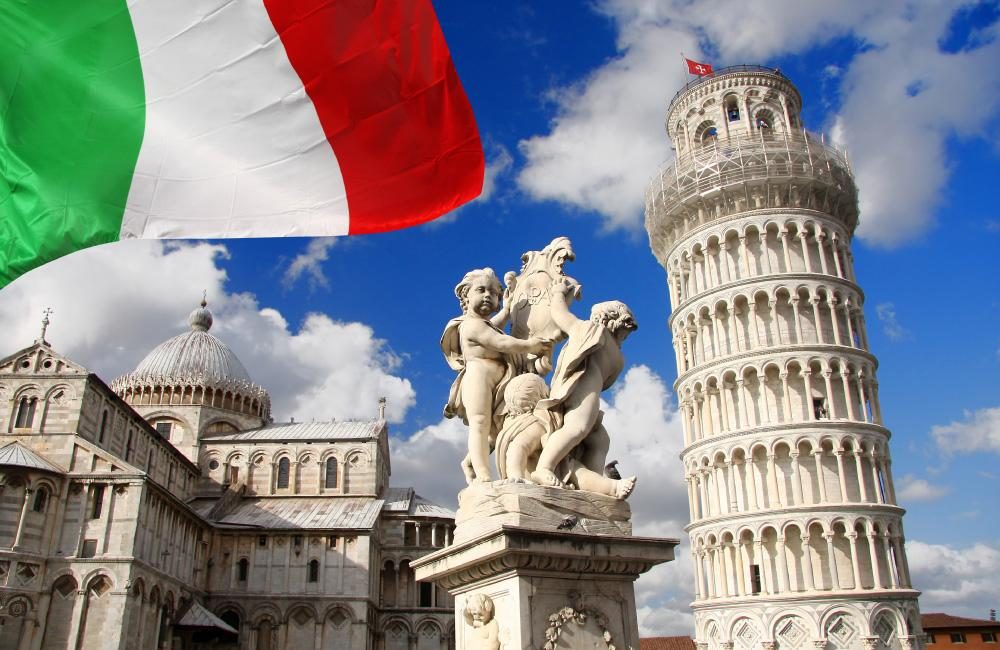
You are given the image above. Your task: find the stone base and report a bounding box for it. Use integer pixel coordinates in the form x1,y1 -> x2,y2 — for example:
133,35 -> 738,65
453,481 -> 632,544
413,525 -> 677,649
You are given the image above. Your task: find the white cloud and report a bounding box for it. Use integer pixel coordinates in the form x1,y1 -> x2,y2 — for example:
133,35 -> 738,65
388,417 -> 468,509
0,240 -> 415,423
282,238 -> 335,290
896,474 -> 949,502
875,302 -> 909,341
480,143 -> 514,204
516,1 -> 1000,246
908,540 -> 1000,615
932,406 -> 1000,455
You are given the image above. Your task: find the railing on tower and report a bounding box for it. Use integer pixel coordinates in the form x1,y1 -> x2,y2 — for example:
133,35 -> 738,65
646,128 -> 854,223
668,64 -> 792,110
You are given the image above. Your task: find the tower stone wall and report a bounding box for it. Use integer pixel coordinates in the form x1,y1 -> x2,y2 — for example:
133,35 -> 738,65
645,66 -> 924,650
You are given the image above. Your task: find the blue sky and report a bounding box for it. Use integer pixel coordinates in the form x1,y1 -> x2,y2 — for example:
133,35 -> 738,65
2,0 -> 999,635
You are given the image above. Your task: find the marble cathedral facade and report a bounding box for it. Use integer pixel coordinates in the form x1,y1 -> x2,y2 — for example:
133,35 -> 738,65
0,304 -> 455,650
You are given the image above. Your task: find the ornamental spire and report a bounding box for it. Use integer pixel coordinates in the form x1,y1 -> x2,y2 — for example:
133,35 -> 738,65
36,308 -> 53,345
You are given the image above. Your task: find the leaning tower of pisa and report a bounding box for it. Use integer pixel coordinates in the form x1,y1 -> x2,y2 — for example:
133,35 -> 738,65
644,66 -> 924,650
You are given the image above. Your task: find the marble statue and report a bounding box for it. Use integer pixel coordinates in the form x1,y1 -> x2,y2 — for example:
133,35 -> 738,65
530,278 -> 637,488
441,268 -> 550,483
440,239 -> 638,498
495,374 -> 636,499
464,594 -> 501,650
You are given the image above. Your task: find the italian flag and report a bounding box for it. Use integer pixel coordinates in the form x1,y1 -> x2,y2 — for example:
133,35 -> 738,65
0,0 -> 485,287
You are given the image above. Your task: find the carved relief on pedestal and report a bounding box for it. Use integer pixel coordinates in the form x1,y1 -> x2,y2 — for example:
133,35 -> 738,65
542,595 -> 616,650
464,594 -> 501,650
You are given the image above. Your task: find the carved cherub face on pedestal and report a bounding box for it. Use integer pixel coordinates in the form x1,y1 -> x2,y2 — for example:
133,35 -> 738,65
464,594 -> 500,650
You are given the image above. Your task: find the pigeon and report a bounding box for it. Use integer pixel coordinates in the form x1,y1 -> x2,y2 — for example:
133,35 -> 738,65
556,515 -> 578,530
604,460 -> 622,480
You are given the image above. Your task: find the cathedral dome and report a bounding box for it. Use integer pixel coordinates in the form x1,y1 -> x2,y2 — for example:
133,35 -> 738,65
111,300 -> 270,420
131,300 -> 250,385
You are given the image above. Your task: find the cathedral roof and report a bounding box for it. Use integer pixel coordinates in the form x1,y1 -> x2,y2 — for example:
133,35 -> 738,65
0,442 -> 64,474
204,419 -> 385,442
112,300 -> 270,409
383,487 -> 455,519
190,496 -> 385,530
176,601 -> 238,633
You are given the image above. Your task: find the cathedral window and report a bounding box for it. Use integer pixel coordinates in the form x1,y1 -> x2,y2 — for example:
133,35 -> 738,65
327,535 -> 339,549
32,487 -> 49,513
293,535 -> 303,548
98,410 -> 108,443
80,539 -> 98,558
125,431 -> 134,461
14,397 -> 37,428
237,558 -> 249,582
325,458 -> 338,489
276,458 -> 290,489
308,560 -> 320,582
750,565 -> 762,594
155,421 -> 172,438
258,535 -> 267,547
725,95 -> 740,121
419,582 -> 433,607
90,485 -> 105,519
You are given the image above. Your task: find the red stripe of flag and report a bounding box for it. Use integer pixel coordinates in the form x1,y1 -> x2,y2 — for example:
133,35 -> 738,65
263,0 -> 485,234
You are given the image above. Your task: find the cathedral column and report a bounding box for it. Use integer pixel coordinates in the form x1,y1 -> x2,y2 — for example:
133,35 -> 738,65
855,373 -> 869,422
802,371 -> 814,420
831,237 -> 844,278
693,551 -> 705,600
834,451 -> 849,502
824,533 -> 840,590
687,477 -> 697,520
737,380 -> 750,428
789,453 -> 803,506
727,462 -> 739,513
779,230 -> 792,272
828,299 -> 842,345
758,233 -> 772,274
719,384 -> 732,432
801,535 -> 815,591
738,236 -> 752,277
822,372 -> 838,418
881,535 -> 898,588
847,533 -> 863,589
854,450 -> 869,501
747,456 -> 760,510
775,537 -> 789,593
811,298 -> 825,344
844,302 -> 856,347
12,486 -> 33,550
748,304 -> 761,349
815,232 -> 829,275
870,454 -> 884,504
753,540 -> 768,594
813,452 -> 828,503
867,531 -> 884,589
765,454 -> 780,507
780,372 -> 792,422
798,232 -> 813,272
790,298 -> 804,344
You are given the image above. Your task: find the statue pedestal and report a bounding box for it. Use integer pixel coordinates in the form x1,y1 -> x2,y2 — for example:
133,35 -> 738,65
413,484 -> 678,649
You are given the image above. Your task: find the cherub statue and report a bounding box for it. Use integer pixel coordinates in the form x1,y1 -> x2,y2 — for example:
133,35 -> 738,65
441,268 -> 550,483
465,593 -> 500,650
495,373 -> 636,499
508,237 -> 581,375
531,278 -> 638,488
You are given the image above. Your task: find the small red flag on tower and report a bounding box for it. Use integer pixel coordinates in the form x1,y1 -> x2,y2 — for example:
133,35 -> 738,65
685,58 -> 714,76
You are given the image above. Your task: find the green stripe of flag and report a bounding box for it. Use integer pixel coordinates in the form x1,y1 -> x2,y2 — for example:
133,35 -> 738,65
0,0 -> 145,288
